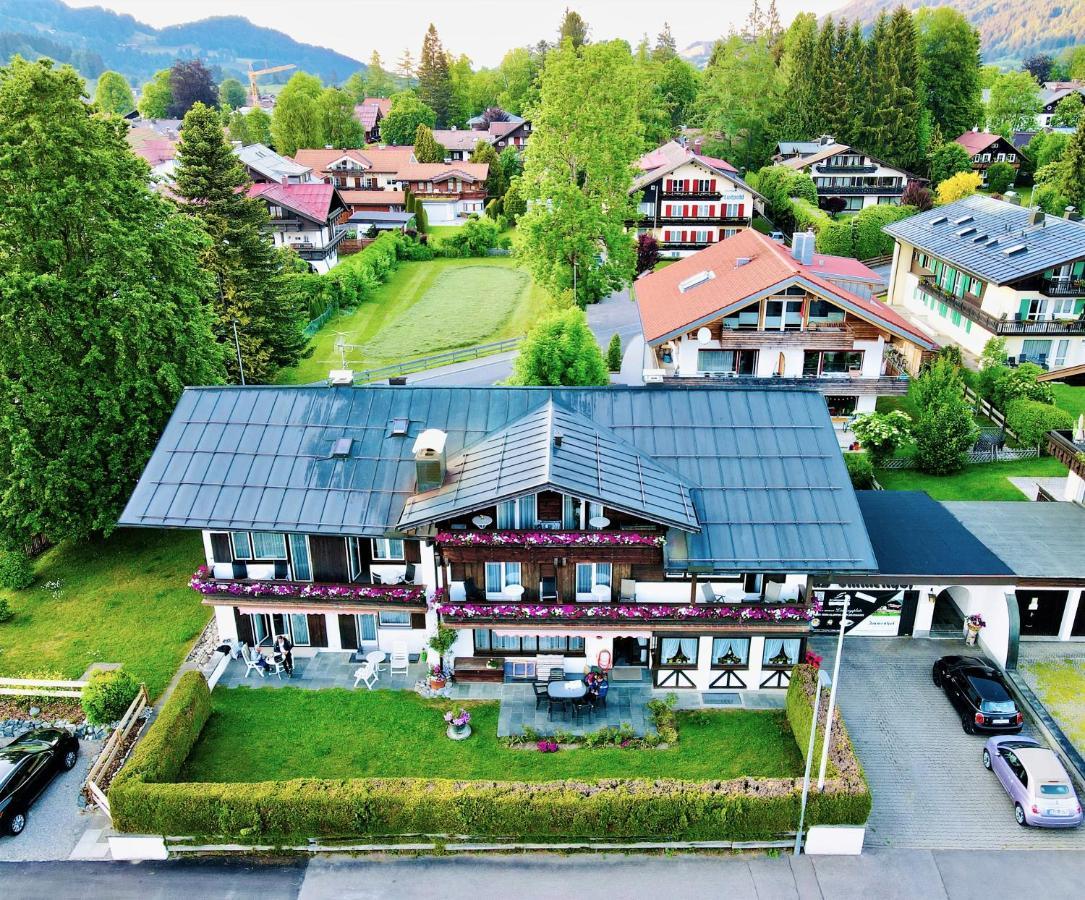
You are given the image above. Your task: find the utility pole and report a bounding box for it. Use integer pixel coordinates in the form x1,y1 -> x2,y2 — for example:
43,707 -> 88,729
795,667 -> 831,855
818,593 -> 850,790
232,319 -> 246,386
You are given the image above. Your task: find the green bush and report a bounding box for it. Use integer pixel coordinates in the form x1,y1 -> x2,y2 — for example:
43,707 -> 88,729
986,161 -> 1016,195
606,333 -> 622,371
791,198 -> 831,235
1005,398 -> 1073,446
0,550 -> 33,590
989,363 -> 1055,409
81,669 -> 139,725
815,218 -> 853,256
851,205 -> 915,260
110,670 -> 869,841
112,671 -> 210,789
324,231 -> 403,309
844,451 -> 876,489
398,237 -> 435,261
0,597 -> 13,623
436,217 -> 500,258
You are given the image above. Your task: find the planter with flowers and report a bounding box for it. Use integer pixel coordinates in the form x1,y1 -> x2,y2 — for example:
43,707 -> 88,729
427,625 -> 459,689
427,664 -> 447,690
444,707 -> 472,740
964,614 -> 986,647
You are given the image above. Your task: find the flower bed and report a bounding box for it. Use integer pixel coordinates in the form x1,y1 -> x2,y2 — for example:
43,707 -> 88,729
435,530 -> 665,548
188,567 -> 426,604
437,601 -> 814,623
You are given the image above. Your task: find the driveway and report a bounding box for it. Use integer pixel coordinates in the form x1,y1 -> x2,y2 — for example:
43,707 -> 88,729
811,637 -> 1085,849
0,735 -> 104,861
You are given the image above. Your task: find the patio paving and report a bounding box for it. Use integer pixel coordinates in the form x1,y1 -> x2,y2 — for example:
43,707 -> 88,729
216,651 -> 430,691
495,676 -> 656,738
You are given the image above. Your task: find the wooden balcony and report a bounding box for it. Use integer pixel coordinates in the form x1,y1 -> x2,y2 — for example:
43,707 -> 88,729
816,184 -> 904,196
919,277 -> 1085,336
1048,430 -> 1085,480
695,324 -> 855,349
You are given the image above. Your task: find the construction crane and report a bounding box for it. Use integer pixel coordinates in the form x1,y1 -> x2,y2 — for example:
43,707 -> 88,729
247,63 -> 296,106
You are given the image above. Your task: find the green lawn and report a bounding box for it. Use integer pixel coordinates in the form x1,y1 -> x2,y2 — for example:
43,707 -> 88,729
876,456 -> 1069,500
0,530 -> 209,697
279,256 -> 548,384
179,688 -> 804,783
1022,658 -> 1085,753
1051,383 -> 1085,419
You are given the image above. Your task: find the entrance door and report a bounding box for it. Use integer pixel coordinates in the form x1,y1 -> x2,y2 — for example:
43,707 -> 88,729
930,590 -> 966,635
613,637 -> 647,666
1016,590 -> 1068,636
310,536 -> 349,583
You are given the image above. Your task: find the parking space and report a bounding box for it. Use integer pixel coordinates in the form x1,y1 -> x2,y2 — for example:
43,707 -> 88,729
812,636 -> 1085,849
0,735 -> 103,862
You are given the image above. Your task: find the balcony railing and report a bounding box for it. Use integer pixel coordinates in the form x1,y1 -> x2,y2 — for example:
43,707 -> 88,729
1013,277 -> 1085,298
662,373 -> 910,395
188,567 -> 428,609
660,240 -> 713,250
633,215 -> 750,226
1048,430 -> 1085,479
816,184 -> 905,196
436,599 -> 814,629
814,163 -> 878,174
660,190 -> 722,200
919,277 -> 1085,335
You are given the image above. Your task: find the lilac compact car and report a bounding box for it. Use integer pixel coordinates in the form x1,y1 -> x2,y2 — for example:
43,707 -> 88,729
983,736 -> 1083,828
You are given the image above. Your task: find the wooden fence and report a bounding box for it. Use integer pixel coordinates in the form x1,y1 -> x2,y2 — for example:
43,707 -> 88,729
83,684 -> 150,818
963,385 -> 1023,444
0,676 -> 87,698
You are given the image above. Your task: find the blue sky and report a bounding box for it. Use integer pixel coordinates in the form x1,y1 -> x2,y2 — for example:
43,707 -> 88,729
66,0 -> 841,68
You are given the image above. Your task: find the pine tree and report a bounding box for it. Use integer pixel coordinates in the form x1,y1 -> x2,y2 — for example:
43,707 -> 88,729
413,123 -> 446,163
868,9 -> 922,170
780,13 -> 819,139
417,24 -> 453,127
811,19 -> 837,136
653,23 -> 677,61
558,9 -> 590,48
396,49 -> 416,81
174,102 -> 307,383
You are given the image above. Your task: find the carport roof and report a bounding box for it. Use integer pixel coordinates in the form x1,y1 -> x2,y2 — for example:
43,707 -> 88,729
856,492 -> 1013,578
941,501 -> 1085,581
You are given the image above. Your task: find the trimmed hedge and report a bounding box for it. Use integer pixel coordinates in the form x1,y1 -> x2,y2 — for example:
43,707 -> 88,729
1005,398 -> 1073,447
110,669 -> 870,841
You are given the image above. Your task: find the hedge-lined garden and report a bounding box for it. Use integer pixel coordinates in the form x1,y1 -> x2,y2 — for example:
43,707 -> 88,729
109,667 -> 870,842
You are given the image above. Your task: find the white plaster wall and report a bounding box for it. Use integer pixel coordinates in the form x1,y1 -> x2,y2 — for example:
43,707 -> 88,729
214,605 -> 238,642
201,530 -> 216,567
856,338 -> 885,377
1063,470 -> 1085,503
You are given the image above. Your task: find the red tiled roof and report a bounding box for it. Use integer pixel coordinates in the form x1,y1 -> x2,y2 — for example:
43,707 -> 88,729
634,229 -> 936,349
126,126 -> 177,166
954,131 -> 1002,155
354,104 -> 381,130
292,146 -> 415,174
248,181 -> 337,223
432,129 -> 486,152
340,190 -> 406,206
695,153 -> 738,174
364,97 -> 392,116
394,162 -> 488,182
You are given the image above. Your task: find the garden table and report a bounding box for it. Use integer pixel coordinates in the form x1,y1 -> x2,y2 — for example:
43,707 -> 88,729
547,680 -> 587,700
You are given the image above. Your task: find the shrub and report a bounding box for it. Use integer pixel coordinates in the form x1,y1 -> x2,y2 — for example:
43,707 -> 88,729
851,205 -> 916,260
990,363 -> 1055,409
936,171 -> 983,204
81,669 -> 139,725
791,198 -> 831,235
928,142 -> 973,185
436,217 -> 500,258
900,182 -> 933,211
985,161 -> 1016,195
844,451 -> 876,489
606,333 -> 622,371
0,597 -> 13,623
635,233 -> 660,275
815,218 -> 853,256
0,550 -> 33,590
324,231 -> 403,308
1006,398 -> 1073,446
398,237 -> 435,261
910,357 -> 979,474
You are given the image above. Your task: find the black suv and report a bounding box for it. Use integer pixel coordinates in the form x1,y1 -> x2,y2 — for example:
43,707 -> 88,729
0,728 -> 80,837
933,656 -> 1024,735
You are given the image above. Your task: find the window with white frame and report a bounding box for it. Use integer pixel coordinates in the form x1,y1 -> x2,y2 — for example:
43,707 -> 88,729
496,496 -> 535,529
762,638 -> 802,667
288,534 -> 312,581
378,610 -> 412,627
372,538 -> 405,560
231,532 -> 253,560
484,562 -> 522,595
251,533 -> 287,560
711,637 -> 750,667
575,562 -> 612,595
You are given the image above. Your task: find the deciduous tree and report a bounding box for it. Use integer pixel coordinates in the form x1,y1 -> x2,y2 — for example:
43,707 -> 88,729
0,58 -> 222,547
929,142 -> 973,184
228,107 -> 272,147
270,71 -> 324,156
985,160 -> 1016,194
469,140 -> 506,198
909,357 -> 978,474
380,91 -> 436,146
174,102 -> 308,383
916,7 -> 982,139
137,68 -> 172,118
1060,117 -> 1085,214
167,59 -> 218,119
1051,92 -> 1084,129
219,77 -> 247,111
936,170 -> 983,204
94,70 -> 134,115
510,305 -> 609,386
319,87 -> 365,148
635,233 -> 660,275
986,71 -> 1042,137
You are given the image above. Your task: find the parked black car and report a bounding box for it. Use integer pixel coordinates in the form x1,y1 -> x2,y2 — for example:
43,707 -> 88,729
0,728 -> 80,836
932,656 -> 1024,735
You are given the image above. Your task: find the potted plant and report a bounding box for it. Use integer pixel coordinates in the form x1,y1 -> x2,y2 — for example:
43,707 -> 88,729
444,707 -> 472,740
427,625 -> 458,687
965,613 -> 986,647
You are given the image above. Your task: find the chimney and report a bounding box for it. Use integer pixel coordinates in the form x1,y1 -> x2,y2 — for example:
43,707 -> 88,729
735,257 -> 752,267
791,232 -> 804,261
328,369 -> 354,386
281,175 -> 289,186
1028,207 -> 1045,227
412,429 -> 448,492
799,230 -> 815,266
1004,190 -> 1019,205
553,432 -> 563,449
1065,206 -> 1081,221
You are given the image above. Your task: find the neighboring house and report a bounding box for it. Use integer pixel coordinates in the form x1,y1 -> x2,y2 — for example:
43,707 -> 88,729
775,135 -> 914,211
883,195 -> 1085,370
126,125 -> 179,186
634,228 -> 936,430
466,110 -> 524,128
432,121 -> 532,161
630,140 -> 762,258
339,189 -> 408,218
815,491 -> 1085,668
487,119 -> 531,153
1012,126 -> 1075,151
247,181 -> 349,274
292,147 -> 416,192
348,210 -> 416,235
394,162 -> 488,224
236,143 -> 315,184
1039,82 -> 1085,127
954,131 -> 1021,186
119,384 -> 877,692
354,97 -> 392,143
1048,421 -> 1085,503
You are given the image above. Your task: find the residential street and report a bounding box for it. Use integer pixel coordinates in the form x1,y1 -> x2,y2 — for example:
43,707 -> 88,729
3,849 -> 1085,899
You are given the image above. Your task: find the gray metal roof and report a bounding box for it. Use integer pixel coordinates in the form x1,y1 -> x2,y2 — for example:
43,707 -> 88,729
941,501 -> 1085,581
399,399 -> 698,530
119,385 -> 877,574
776,141 -> 821,156
883,195 -> 1085,284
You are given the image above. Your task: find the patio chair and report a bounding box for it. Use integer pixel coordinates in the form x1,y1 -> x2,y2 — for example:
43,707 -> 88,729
390,642 -> 409,675
353,661 -> 377,690
241,645 -> 265,679
532,681 -> 549,710
547,697 -> 567,721
571,697 -> 594,725
540,576 -> 558,602
619,578 -> 636,602
398,562 -> 417,584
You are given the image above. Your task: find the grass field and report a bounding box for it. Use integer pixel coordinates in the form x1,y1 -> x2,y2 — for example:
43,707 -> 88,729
0,530 -> 208,697
876,456 -> 1069,500
1051,383 -> 1085,420
279,257 -> 548,384
179,688 -> 804,783
1022,658 -> 1085,753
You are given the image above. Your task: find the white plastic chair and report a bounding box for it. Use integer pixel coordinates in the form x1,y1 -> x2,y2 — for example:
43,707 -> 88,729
390,642 -> 409,675
242,645 -> 265,679
353,661 -> 377,689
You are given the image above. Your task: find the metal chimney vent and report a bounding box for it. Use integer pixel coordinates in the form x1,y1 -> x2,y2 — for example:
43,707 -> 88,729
331,438 -> 353,459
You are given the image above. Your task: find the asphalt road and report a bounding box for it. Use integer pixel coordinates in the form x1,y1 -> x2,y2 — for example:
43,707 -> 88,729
4,850 -> 1085,899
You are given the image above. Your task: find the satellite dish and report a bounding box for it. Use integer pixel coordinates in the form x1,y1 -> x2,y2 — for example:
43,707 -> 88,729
696,327 -> 712,344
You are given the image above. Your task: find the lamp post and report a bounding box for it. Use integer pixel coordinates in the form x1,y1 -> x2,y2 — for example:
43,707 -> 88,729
817,592 -> 850,791
795,667 -> 832,856
232,319 -> 246,386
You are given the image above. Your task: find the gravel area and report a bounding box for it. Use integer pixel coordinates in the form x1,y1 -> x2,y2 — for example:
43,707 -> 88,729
0,734 -> 104,861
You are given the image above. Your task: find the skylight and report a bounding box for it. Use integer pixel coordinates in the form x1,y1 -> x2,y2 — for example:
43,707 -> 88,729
391,418 -> 410,436
956,227 -> 976,237
971,233 -> 988,242
331,438 -> 353,458
1002,244 -> 1028,256
930,215 -> 948,225
953,215 -> 974,225
678,270 -> 716,293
